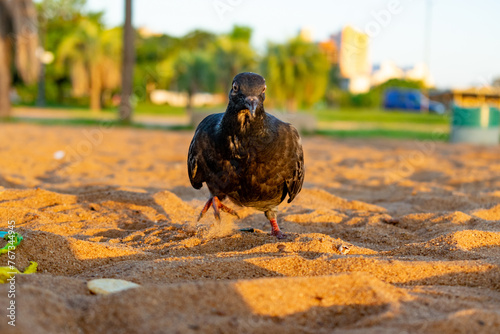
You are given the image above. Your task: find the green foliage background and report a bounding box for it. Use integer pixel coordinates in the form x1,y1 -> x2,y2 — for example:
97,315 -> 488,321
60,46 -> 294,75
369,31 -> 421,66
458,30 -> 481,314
18,0 -> 428,113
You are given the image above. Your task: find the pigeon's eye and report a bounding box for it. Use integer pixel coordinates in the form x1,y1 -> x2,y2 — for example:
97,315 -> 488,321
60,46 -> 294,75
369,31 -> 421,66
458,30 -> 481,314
232,83 -> 239,92
262,86 -> 267,94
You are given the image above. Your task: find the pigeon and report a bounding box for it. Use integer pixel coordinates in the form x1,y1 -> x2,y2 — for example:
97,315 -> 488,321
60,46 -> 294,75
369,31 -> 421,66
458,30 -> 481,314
187,72 -> 304,239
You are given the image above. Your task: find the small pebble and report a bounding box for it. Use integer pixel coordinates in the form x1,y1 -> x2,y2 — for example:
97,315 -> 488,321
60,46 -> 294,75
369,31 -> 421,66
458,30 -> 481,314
53,150 -> 66,160
87,279 -> 140,295
338,245 -> 351,255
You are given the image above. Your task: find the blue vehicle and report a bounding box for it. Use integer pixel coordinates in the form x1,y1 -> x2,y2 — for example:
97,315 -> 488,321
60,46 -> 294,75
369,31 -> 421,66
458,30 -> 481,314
384,89 -> 445,114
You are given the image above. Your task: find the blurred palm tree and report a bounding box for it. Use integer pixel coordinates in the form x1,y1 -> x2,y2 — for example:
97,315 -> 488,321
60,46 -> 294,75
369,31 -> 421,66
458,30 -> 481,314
0,0 -> 39,118
36,0 -> 86,106
156,30 -> 216,93
174,50 -> 216,115
158,27 -> 255,112
56,19 -> 122,111
262,36 -> 330,112
213,26 -> 257,91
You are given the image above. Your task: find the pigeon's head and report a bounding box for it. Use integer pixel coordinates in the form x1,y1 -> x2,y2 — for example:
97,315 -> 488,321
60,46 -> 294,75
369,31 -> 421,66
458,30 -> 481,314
228,72 -> 267,118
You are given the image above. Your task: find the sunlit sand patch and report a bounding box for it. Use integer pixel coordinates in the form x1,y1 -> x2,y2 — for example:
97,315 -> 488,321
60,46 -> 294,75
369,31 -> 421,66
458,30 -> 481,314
2,124 -> 500,333
293,188 -> 387,212
242,233 -> 377,257
473,204 -> 500,221
441,230 -> 500,250
285,209 -> 346,223
386,230 -> 500,260
245,256 -> 497,287
233,273 -> 412,317
430,211 -> 474,225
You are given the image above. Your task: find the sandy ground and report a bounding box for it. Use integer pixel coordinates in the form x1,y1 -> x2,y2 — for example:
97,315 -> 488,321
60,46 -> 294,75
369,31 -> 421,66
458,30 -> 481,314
1,123 -> 500,333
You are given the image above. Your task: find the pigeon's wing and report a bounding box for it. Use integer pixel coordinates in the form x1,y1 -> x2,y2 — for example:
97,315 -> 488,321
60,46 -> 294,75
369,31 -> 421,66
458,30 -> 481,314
282,125 -> 305,203
267,118 -> 304,204
187,113 -> 223,189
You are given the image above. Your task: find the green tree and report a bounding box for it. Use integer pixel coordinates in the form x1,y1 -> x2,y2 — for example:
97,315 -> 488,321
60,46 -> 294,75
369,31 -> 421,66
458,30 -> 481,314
213,26 -> 257,91
178,29 -> 216,51
174,50 -> 215,114
155,30 -> 217,112
0,0 -> 39,117
56,18 -> 122,111
135,33 -> 179,101
153,29 -> 215,93
36,0 -> 87,106
262,36 -> 329,111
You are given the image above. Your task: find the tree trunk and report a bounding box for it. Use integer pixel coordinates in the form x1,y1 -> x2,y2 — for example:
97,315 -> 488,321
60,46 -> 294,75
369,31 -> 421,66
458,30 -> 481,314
56,79 -> 64,104
90,65 -> 102,112
11,0 -> 39,84
0,0 -> 12,118
0,0 -> 38,118
119,0 -> 134,123
186,91 -> 194,117
185,83 -> 197,117
0,38 -> 11,118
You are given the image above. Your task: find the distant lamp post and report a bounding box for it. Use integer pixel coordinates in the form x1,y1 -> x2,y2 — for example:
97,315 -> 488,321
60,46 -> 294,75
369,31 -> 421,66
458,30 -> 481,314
422,0 -> 433,113
36,48 -> 54,107
424,0 -> 433,71
119,0 -> 134,123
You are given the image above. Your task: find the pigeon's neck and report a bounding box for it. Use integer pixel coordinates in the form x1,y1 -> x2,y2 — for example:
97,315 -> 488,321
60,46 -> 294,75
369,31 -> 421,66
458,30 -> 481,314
220,107 -> 267,137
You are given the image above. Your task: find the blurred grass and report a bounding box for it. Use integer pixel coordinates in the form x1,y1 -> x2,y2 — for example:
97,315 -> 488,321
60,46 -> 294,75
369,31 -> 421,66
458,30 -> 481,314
14,102 -> 195,115
315,129 -> 449,141
6,104 -> 452,141
314,108 -> 449,124
133,103 -> 186,115
4,114 -> 193,131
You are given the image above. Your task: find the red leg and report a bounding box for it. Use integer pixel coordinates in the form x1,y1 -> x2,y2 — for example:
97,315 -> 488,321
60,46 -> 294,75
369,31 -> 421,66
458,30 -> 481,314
213,197 -> 240,218
211,197 -> 221,221
197,198 -> 214,221
198,196 -> 239,222
270,218 -> 287,239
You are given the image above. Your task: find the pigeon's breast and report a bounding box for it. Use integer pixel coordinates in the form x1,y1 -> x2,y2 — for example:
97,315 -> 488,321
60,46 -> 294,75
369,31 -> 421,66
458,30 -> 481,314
225,156 -> 287,210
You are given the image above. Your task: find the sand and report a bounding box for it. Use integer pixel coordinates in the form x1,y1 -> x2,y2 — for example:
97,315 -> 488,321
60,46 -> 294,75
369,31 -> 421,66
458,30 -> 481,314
0,123 -> 500,333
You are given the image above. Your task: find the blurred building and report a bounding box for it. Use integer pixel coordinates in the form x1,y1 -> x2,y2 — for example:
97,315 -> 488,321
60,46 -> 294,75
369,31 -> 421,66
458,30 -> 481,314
299,27 -> 313,42
371,61 -> 435,87
371,60 -> 404,86
320,25 -> 437,94
404,62 -> 434,87
431,86 -> 500,109
150,90 -> 225,107
138,27 -> 162,38
333,26 -> 371,94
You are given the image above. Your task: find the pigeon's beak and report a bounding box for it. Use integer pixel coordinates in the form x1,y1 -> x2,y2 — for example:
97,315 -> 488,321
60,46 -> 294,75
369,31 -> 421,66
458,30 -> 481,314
245,97 -> 259,117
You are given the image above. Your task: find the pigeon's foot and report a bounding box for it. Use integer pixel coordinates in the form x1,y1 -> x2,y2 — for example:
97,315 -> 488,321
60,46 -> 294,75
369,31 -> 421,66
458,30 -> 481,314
269,218 -> 287,239
271,229 -> 287,239
197,196 -> 240,222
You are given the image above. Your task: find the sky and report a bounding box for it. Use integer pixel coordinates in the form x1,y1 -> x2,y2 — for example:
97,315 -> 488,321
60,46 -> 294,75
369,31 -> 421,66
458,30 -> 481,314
86,0 -> 500,89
